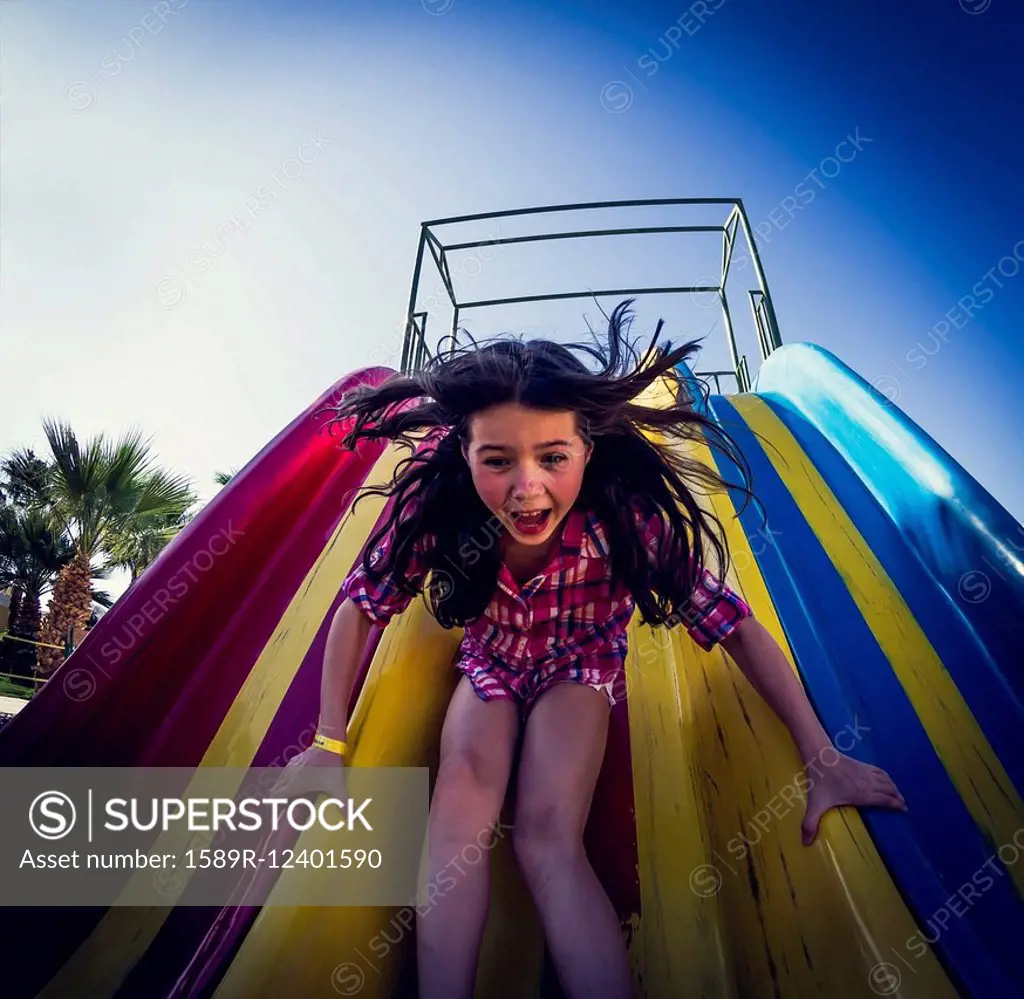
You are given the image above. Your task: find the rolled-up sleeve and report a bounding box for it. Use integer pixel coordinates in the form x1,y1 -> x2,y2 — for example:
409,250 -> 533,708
681,565 -> 752,651
340,518 -> 435,626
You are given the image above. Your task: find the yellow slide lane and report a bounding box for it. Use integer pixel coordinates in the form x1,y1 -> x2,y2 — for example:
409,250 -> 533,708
624,384 -> 958,996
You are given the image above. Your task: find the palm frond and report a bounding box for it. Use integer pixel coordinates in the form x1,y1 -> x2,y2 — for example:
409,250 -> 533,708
42,420 -> 91,498
87,559 -> 116,581
105,502 -> 194,582
131,468 -> 198,519
0,506 -> 74,598
101,426 -> 159,509
90,589 -> 114,609
1,449 -> 53,509
41,420 -> 110,548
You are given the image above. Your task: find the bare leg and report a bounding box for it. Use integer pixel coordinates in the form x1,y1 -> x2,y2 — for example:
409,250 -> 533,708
513,683 -> 633,999
417,675 -> 519,999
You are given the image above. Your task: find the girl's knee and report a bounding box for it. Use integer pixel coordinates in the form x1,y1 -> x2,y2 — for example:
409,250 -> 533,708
439,740 -> 506,790
430,752 -> 506,843
511,803 -> 584,879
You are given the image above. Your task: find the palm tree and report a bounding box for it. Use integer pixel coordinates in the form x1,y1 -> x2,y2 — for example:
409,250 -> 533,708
3,421 -> 197,674
105,506 -> 194,586
0,506 -> 75,677
213,468 -> 239,487
0,450 -> 49,506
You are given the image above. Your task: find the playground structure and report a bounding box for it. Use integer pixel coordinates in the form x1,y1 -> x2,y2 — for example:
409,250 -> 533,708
399,198 -> 782,390
1,199 -> 1022,998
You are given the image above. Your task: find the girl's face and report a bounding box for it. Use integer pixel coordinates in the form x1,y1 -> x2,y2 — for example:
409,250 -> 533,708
463,402 -> 591,551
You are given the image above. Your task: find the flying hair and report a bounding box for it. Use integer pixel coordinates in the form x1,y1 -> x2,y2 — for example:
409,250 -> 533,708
322,299 -> 760,629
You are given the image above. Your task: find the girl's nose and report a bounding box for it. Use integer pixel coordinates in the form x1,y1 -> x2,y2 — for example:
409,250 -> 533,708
511,471 -> 543,500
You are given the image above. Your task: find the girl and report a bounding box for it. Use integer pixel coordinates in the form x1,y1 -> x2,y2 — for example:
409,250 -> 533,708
281,300 -> 907,999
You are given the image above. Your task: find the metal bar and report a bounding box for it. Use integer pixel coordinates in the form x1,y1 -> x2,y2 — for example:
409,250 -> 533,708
450,307 -> 460,358
734,199 -> 782,352
417,313 -> 429,370
0,632 -> 65,651
415,316 -> 431,371
401,227 -> 429,373
399,313 -> 415,372
721,208 -> 739,287
749,291 -> 770,362
422,315 -> 432,369
0,669 -> 46,683
718,289 -> 741,382
440,258 -> 456,307
425,236 -> 443,273
419,316 -> 432,371
411,311 -> 428,352
458,286 -> 721,310
425,237 -> 456,308
423,226 -> 445,255
443,226 -> 724,252
422,198 -> 740,228
721,224 -> 730,287
723,202 -> 739,237
758,297 -> 772,360
749,292 -> 764,359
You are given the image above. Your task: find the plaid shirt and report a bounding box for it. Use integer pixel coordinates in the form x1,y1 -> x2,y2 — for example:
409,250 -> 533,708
340,503 -> 753,684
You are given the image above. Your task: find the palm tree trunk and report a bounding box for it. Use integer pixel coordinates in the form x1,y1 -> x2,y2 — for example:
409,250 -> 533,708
37,552 -> 93,674
8,590 -> 41,679
0,586 -> 25,673
7,586 -> 24,630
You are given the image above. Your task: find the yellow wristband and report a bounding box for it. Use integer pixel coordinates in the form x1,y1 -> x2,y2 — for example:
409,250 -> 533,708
313,733 -> 348,756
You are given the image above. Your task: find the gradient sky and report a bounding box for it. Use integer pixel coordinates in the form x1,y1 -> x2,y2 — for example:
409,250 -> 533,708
5,0 -> 1022,601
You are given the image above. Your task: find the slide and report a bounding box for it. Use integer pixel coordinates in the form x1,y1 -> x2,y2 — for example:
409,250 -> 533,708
1,345 -> 1022,999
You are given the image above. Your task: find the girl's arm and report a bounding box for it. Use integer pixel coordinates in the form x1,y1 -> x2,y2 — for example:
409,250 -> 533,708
719,616 -> 907,844
719,616 -> 832,762
268,599 -> 371,797
317,516 -> 436,744
636,500 -> 905,838
317,599 -> 374,745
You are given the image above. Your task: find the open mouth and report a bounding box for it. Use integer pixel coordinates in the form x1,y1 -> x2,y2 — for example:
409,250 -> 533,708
509,508 -> 552,533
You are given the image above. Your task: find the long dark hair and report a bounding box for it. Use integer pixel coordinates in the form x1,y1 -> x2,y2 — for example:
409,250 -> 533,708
324,300 -> 759,629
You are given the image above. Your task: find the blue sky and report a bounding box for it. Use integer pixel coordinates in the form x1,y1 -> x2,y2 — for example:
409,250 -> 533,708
5,0 -> 1022,599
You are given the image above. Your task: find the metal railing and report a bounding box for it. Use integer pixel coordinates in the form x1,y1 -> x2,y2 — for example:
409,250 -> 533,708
399,198 -> 783,393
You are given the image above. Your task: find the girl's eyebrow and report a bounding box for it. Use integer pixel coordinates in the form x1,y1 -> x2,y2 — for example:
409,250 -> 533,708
476,439 -> 573,453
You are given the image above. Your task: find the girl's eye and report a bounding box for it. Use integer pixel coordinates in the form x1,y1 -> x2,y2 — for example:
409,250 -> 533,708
481,454 -> 566,470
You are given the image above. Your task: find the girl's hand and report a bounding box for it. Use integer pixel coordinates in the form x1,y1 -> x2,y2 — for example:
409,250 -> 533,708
801,753 -> 907,846
268,745 -> 348,803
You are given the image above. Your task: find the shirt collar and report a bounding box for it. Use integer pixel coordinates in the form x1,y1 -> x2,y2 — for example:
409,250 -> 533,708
560,506 -> 611,560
